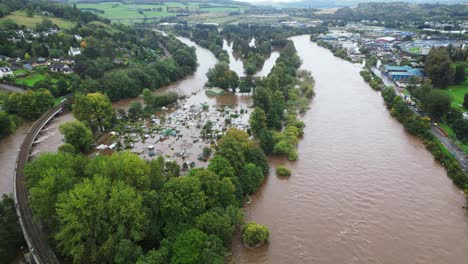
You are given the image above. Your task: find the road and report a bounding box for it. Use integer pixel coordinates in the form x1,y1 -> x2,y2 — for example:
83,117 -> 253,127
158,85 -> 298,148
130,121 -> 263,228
371,66 -> 468,172
14,102 -> 65,264
0,83 -> 26,93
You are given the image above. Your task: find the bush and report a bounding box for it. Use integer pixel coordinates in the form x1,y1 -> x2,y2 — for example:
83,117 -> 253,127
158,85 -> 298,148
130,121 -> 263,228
242,222 -> 270,247
276,166 -> 291,176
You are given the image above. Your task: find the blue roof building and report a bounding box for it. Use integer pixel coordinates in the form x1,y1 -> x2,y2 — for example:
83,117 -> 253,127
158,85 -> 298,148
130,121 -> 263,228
384,65 -> 424,81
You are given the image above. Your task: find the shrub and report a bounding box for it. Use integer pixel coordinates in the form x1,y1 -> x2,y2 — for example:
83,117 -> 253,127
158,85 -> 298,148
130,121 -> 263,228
276,166 -> 291,176
242,222 -> 270,247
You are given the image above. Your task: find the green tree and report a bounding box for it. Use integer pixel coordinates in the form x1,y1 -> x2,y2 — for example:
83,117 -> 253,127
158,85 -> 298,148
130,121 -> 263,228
195,210 -> 235,245
171,229 -> 226,264
59,121 -> 94,153
0,112 -> 15,138
249,107 -> 267,136
425,47 -> 454,88
0,195 -> 26,263
114,239 -> 143,264
85,152 -> 151,190
160,176 -> 207,224
72,92 -> 115,132
242,222 -> 270,247
422,90 -> 452,120
189,169 -> 236,209
253,86 -> 272,113
454,64 -> 466,85
239,163 -> 264,195
55,176 -> 148,263
464,93 -> 468,109
206,62 -> 239,90
128,101 -> 143,119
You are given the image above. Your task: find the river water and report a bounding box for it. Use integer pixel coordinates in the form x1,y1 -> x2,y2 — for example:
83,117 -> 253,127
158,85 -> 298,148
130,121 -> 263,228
232,35 -> 468,264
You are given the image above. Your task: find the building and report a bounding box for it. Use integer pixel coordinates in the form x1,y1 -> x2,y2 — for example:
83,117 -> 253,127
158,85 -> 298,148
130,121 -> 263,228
0,67 -> 14,78
50,63 -> 73,74
383,65 -> 424,81
375,37 -> 396,43
68,47 -> 81,57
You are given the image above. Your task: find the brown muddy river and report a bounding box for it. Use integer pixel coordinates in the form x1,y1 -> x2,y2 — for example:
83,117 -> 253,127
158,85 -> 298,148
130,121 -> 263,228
232,35 -> 468,264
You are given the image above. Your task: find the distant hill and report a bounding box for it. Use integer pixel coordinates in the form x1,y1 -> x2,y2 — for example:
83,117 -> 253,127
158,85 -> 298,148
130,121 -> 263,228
251,0 -> 467,9
60,0 -> 252,7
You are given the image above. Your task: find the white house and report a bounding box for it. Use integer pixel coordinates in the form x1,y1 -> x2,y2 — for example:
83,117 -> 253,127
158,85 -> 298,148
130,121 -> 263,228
68,47 -> 81,57
0,67 -> 14,78
74,34 -> 82,42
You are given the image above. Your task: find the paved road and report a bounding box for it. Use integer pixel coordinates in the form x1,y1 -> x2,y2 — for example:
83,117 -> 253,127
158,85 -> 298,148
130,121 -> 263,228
371,67 -> 468,172
15,102 -> 65,264
0,83 -> 26,93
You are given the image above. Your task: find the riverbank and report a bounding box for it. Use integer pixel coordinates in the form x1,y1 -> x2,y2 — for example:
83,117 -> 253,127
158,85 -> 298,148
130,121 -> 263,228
359,67 -> 468,195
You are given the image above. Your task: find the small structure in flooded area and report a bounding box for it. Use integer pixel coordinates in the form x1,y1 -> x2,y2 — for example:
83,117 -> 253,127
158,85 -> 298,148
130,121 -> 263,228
205,87 -> 225,96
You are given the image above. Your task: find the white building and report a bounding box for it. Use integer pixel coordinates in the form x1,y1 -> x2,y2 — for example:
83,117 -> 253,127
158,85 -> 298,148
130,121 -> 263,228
68,47 -> 81,57
0,67 -> 14,78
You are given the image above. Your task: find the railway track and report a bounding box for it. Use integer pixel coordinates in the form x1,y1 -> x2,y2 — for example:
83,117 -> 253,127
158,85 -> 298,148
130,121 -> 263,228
14,101 -> 67,264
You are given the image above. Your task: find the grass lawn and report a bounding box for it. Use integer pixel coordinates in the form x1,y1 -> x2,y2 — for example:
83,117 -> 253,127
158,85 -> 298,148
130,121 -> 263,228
409,46 -> 420,54
0,11 -> 75,29
439,79 -> 468,111
15,73 -> 46,87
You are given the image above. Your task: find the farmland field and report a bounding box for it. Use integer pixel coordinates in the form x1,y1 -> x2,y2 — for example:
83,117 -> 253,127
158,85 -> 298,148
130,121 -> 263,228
0,11 -> 76,29
75,1 -> 246,21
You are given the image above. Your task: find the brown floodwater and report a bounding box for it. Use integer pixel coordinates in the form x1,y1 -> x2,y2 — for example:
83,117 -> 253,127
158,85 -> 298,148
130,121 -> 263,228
232,35 -> 468,264
0,124 -> 30,196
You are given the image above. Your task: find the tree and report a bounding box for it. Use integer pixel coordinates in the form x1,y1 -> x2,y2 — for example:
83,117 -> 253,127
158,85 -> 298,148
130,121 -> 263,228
160,176 -> 207,224
188,169 -> 236,209
454,64 -> 466,85
422,90 -> 451,121
206,62 -> 239,90
464,93 -> 468,109
59,121 -> 94,153
114,239 -> 143,264
55,176 -> 148,263
249,107 -> 267,136
424,47 -> 454,88
128,101 -> 143,119
195,210 -> 235,246
239,163 -> 264,195
0,112 -> 15,138
24,52 -> 31,60
0,195 -> 25,263
171,229 -> 226,264
253,86 -> 272,113
85,152 -> 151,190
72,92 -> 115,132
242,222 -> 270,247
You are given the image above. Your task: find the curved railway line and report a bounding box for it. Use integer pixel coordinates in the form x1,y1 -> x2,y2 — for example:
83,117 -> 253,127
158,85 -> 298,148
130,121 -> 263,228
14,101 -> 67,264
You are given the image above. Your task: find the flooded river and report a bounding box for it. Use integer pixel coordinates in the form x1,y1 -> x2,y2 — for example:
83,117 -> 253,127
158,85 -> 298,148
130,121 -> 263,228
232,35 -> 468,264
1,34 -> 467,263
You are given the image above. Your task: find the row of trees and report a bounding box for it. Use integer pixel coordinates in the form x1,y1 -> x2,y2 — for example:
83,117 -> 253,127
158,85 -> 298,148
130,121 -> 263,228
249,41 -> 315,160
24,127 -> 269,263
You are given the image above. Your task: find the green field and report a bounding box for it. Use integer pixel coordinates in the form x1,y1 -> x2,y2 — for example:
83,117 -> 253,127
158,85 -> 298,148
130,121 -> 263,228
15,73 -> 46,87
0,11 -> 76,29
408,46 -> 421,54
76,1 -> 245,21
439,79 -> 468,110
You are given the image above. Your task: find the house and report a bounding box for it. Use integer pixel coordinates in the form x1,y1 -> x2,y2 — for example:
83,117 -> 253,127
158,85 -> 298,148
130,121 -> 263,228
50,63 -> 73,74
0,67 -> 14,78
68,47 -> 81,57
74,34 -> 82,42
